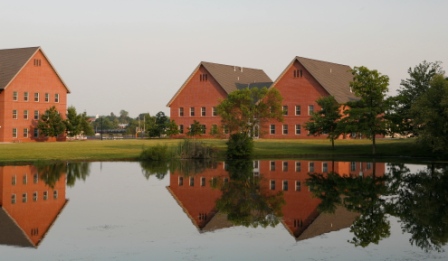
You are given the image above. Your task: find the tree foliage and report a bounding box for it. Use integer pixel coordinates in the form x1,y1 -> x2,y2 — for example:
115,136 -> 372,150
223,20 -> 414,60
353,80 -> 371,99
65,106 -> 94,137
305,96 -> 342,149
37,106 -> 66,138
342,66 -> 390,154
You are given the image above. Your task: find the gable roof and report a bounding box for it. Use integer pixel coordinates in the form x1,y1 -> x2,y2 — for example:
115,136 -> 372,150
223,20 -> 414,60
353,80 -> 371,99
273,56 -> 358,104
0,46 -> 70,93
167,61 -> 272,106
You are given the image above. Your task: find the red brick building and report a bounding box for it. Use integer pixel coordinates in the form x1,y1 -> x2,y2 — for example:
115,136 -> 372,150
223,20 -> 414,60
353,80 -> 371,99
264,56 -> 358,139
167,61 -> 272,138
0,47 -> 70,142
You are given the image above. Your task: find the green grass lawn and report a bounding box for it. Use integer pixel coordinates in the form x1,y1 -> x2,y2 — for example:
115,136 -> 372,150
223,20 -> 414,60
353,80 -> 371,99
0,138 -> 442,164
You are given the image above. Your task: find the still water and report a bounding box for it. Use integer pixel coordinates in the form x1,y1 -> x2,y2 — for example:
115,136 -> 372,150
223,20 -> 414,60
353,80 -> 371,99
0,160 -> 447,261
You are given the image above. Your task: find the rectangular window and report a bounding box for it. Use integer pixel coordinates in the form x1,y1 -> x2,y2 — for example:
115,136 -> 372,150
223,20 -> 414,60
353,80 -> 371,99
34,110 -> 39,120
53,190 -> 58,199
178,177 -> 184,186
33,128 -> 39,138
367,162 -> 372,170
34,92 -> 39,102
323,162 -> 328,173
350,162 -> 356,171
270,161 -> 276,171
309,162 -> 315,173
24,110 -> 28,119
23,175 -> 27,184
200,73 -> 208,81
179,107 -> 184,117
270,124 -> 275,134
13,91 -> 18,101
282,105 -> 288,115
213,107 -> 217,116
45,93 -> 49,102
189,177 -> 194,186
11,194 -> 16,204
12,110 -> 17,119
270,180 -> 276,190
295,105 -> 301,115
308,105 -> 314,115
283,124 -> 288,135
179,125 -> 184,134
283,180 -> 289,191
55,93 -> 59,103
283,161 -> 288,171
201,177 -> 206,187
201,107 -> 206,116
12,128 -> 17,138
295,124 -> 301,135
33,173 -> 39,183
211,124 -> 218,135
190,107 -> 195,116
12,175 -> 16,185
33,192 -> 38,202
295,181 -> 302,191
23,128 -> 28,138
201,124 -> 206,134
43,191 -> 48,200
22,193 -> 27,203
295,161 -> 301,172
293,69 -> 303,78
24,92 -> 29,101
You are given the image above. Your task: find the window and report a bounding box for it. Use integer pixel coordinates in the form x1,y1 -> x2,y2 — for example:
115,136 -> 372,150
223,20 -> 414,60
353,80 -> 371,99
33,192 -> 38,202
323,162 -> 328,173
33,173 -> 38,183
178,177 -> 184,186
23,174 -> 27,184
200,73 -> 208,81
53,190 -> 58,199
33,128 -> 39,138
179,107 -> 184,116
13,91 -> 18,101
22,193 -> 27,203
270,161 -> 276,171
11,194 -> 16,204
23,128 -> 28,138
12,128 -> 17,138
295,161 -> 301,172
283,124 -> 288,135
12,110 -> 17,119
201,125 -> 206,134
367,162 -> 372,170
34,92 -> 39,102
45,93 -> 49,102
55,93 -> 60,103
189,177 -> 194,186
309,162 -> 315,173
33,59 -> 41,66
308,105 -> 314,115
295,105 -> 301,115
24,92 -> 29,101
190,107 -> 195,116
350,162 -> 356,171
211,124 -> 218,135
295,124 -> 301,135
295,181 -> 302,191
43,191 -> 48,200
12,175 -> 16,185
283,161 -> 288,171
282,105 -> 288,115
179,125 -> 184,134
212,107 -> 217,116
270,180 -> 276,190
293,69 -> 303,78
201,177 -> 206,187
24,110 -> 28,119
201,107 -> 206,116
34,110 -> 39,120
270,124 -> 275,134
283,180 -> 289,191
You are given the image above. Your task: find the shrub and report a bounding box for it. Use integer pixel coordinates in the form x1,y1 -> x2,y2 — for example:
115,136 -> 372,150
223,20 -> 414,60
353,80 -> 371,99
175,139 -> 217,159
139,144 -> 170,161
226,133 -> 254,159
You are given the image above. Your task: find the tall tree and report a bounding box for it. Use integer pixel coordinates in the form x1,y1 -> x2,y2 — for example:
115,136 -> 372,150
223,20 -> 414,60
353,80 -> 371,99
65,106 -> 94,137
37,106 -> 66,138
389,61 -> 444,136
342,66 -> 390,155
410,74 -> 448,153
305,96 -> 342,149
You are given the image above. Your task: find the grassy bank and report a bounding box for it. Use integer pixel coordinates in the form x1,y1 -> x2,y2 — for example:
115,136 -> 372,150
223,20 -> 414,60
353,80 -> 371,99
0,138 -> 442,164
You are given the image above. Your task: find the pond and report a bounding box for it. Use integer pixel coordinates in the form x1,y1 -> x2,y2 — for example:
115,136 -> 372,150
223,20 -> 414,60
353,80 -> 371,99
0,160 -> 447,261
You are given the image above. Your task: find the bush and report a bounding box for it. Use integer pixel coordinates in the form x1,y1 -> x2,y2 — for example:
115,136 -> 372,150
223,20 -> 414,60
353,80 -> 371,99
139,144 -> 170,161
226,133 -> 254,159
175,139 -> 217,159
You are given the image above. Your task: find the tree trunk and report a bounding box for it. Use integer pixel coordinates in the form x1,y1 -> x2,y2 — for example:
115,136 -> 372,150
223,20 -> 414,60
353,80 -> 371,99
372,134 -> 376,155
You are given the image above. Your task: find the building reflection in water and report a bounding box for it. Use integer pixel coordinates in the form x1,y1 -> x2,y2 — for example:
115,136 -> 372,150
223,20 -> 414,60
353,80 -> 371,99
0,165 -> 68,248
167,160 -> 385,241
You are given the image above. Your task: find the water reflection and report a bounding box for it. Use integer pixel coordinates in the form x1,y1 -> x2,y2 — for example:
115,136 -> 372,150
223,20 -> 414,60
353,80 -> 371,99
0,162 -> 90,248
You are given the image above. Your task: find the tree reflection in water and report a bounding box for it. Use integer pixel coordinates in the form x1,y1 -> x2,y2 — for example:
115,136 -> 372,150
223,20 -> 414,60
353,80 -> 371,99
213,160 -> 285,228
35,161 -> 91,188
306,161 -> 448,252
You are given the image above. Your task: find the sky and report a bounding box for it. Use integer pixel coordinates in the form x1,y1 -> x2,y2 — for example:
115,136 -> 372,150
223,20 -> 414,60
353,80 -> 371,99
1,0 -> 447,118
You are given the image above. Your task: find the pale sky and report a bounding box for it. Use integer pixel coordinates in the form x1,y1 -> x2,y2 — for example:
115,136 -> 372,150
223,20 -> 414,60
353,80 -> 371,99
1,0 -> 447,118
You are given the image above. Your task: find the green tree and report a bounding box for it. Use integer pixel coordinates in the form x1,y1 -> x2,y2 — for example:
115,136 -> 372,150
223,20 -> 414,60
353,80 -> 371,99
217,87 -> 283,136
305,96 -> 342,149
389,61 -> 444,136
148,111 -> 169,138
410,74 -> 448,153
165,119 -> 179,137
342,66 -> 390,155
65,106 -> 93,137
187,120 -> 203,137
37,106 -> 66,138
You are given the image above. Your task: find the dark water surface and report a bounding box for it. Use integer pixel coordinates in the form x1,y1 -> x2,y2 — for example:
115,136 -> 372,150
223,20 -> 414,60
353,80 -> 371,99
1,160 -> 447,261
